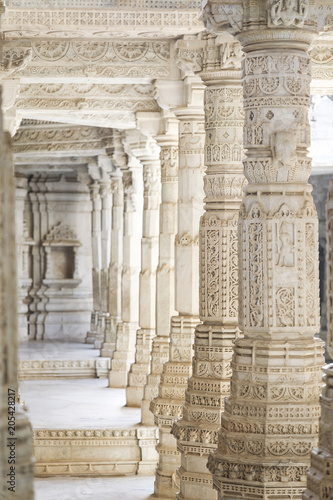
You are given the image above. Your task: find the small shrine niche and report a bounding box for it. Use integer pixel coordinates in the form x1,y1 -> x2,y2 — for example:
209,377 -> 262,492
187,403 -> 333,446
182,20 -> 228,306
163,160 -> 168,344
43,222 -> 81,284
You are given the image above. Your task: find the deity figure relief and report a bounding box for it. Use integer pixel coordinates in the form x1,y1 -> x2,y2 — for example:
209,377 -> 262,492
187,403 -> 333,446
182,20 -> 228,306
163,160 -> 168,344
277,221 -> 294,267
271,131 -> 297,182
267,0 -> 309,27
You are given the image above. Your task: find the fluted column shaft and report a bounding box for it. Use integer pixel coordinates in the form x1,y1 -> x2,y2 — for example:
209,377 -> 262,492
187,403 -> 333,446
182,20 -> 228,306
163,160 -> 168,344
150,78 -> 206,497
127,145 -> 161,407
101,172 -> 124,358
172,36 -> 245,500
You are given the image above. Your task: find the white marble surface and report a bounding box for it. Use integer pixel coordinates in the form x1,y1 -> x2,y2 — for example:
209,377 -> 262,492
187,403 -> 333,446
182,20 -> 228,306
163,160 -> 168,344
20,379 -> 141,429
19,341 -> 99,360
34,476 -> 155,500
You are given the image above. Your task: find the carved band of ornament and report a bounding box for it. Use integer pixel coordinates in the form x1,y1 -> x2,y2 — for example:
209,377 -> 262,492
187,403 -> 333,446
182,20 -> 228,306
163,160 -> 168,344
242,53 -> 311,78
14,126 -> 112,144
7,0 -> 201,8
4,10 -> 201,29
244,158 -> 312,184
175,233 -> 199,247
244,96 -> 310,109
19,83 -> 155,98
205,143 -> 243,166
15,98 -> 159,112
207,453 -> 309,481
224,436 -> 315,457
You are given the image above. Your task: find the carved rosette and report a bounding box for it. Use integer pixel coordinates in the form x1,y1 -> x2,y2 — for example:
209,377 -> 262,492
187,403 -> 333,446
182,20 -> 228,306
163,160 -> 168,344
204,3 -> 324,499
172,35 -> 245,500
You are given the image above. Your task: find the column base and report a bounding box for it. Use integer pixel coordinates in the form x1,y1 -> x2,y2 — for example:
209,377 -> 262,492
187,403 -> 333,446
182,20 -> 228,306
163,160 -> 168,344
108,322 -> 137,388
100,342 -> 116,358
126,385 -> 144,408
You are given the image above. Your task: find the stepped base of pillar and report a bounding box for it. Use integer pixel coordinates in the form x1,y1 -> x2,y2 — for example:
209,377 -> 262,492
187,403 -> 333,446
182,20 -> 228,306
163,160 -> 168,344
85,330 -> 97,344
126,385 -> 145,408
141,336 -> 169,425
153,426 -> 180,499
94,334 -> 105,350
100,342 -> 116,358
126,329 -> 155,407
108,322 -> 137,388
175,462 -> 215,500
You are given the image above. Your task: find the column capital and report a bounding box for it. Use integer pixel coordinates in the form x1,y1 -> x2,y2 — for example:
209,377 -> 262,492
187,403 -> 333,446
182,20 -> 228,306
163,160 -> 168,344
202,0 -> 331,49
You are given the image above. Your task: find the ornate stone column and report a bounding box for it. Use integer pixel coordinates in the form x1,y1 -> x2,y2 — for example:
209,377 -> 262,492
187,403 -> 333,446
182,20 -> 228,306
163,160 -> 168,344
0,94 -> 34,500
140,113 -> 179,423
204,1 -> 325,498
126,131 -> 161,407
109,153 -> 143,388
326,180 -> 333,361
172,34 -> 244,500
303,363 -> 333,500
149,74 -> 205,496
86,180 -> 102,344
101,170 -> 124,358
94,169 -> 113,350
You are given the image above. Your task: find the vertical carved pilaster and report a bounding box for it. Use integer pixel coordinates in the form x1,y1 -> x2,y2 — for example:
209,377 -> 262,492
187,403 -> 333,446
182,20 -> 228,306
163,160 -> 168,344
326,181 -> 333,361
204,2 -> 324,498
101,171 -> 124,358
109,158 -> 143,388
150,77 -> 205,497
126,132 -> 161,407
172,34 -> 244,500
0,96 -> 34,500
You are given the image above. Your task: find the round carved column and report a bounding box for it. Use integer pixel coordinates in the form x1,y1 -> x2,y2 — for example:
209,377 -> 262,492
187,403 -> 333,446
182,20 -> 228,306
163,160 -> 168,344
204,2 -> 325,498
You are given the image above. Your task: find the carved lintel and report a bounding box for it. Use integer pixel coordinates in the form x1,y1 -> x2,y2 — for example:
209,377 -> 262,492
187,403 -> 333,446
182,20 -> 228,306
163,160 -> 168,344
0,41 -> 32,79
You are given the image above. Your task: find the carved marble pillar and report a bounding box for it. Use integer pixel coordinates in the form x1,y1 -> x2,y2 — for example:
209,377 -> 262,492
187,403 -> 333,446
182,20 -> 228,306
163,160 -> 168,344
86,181 -> 102,344
203,2 -> 324,498
0,95 -> 34,500
303,363 -> 333,500
172,35 -> 244,500
326,181 -> 333,361
126,132 -> 161,407
149,77 -> 205,497
141,115 -> 179,424
101,171 -> 124,358
109,160 -> 143,388
94,177 -> 112,349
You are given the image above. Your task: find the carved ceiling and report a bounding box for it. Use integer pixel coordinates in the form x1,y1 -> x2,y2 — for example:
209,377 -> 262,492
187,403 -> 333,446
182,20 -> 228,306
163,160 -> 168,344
1,0 -> 333,163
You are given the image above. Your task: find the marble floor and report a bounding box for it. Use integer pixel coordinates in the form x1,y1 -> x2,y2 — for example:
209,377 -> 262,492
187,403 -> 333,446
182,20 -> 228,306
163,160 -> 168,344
34,475 -> 155,500
20,379 -> 141,429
